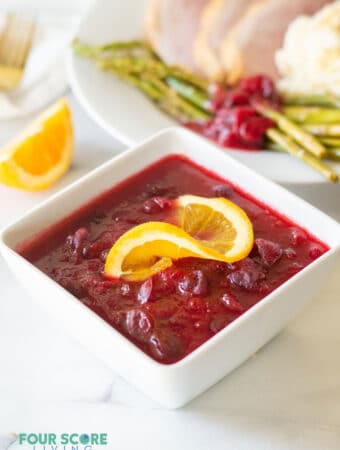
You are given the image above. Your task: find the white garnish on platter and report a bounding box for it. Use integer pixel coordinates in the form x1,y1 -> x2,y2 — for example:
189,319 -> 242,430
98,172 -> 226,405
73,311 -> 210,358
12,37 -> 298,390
276,1 -> 340,98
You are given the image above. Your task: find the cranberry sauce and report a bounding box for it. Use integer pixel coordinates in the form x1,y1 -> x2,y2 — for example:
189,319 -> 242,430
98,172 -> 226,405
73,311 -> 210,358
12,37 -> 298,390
186,75 -> 280,150
19,155 -> 328,364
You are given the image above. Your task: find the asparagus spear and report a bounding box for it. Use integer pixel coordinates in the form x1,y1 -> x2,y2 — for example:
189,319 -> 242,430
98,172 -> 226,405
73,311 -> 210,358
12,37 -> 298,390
73,39 -> 156,60
255,103 -> 327,158
73,39 -> 209,91
165,67 -> 209,91
303,124 -> 340,137
107,69 -> 195,122
283,106 -> 340,124
100,58 -> 210,92
72,39 -> 101,58
98,57 -> 168,77
100,40 -> 155,54
325,148 -> 340,161
73,39 -> 210,121
165,76 -> 211,111
143,74 -> 210,121
74,39 -> 338,179
266,128 -> 338,183
117,71 -> 163,101
100,40 -> 143,49
282,93 -> 340,108
267,140 -> 340,162
266,142 -> 284,153
320,137 -> 340,147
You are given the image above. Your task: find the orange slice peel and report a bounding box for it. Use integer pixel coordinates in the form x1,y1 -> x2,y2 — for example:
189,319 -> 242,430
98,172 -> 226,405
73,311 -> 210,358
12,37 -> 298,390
104,195 -> 254,281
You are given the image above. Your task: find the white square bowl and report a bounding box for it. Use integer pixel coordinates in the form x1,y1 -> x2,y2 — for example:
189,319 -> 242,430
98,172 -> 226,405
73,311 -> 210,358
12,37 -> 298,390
1,127 -> 340,409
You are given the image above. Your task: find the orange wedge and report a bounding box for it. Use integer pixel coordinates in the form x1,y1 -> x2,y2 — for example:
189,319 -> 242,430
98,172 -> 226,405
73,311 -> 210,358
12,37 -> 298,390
0,98 -> 73,191
104,196 -> 254,281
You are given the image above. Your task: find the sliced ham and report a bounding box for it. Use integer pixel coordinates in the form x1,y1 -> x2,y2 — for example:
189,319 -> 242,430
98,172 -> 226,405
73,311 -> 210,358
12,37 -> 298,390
220,0 -> 334,83
194,0 -> 255,81
145,0 -> 212,72
145,0 -> 334,83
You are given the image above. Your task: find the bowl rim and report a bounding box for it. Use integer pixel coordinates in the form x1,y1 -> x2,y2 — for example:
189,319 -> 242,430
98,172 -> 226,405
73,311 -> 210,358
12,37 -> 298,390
1,126 -> 340,370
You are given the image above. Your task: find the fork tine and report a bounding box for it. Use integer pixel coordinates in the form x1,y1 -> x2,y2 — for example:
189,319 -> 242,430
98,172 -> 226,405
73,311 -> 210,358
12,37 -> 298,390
0,15 -> 21,66
13,16 -> 34,68
0,15 -> 12,64
0,15 -> 15,65
12,18 -> 35,67
0,14 -> 35,89
0,14 -> 35,68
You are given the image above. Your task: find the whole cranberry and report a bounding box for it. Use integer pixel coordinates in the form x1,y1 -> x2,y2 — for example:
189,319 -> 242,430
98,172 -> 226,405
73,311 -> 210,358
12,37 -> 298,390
149,331 -> 184,362
178,270 -> 209,297
220,293 -> 245,313
83,231 -> 114,259
290,228 -> 307,246
213,184 -> 234,198
218,128 -> 243,148
309,244 -> 325,260
137,278 -> 154,304
239,116 -> 275,146
228,106 -> 258,128
145,183 -> 169,197
83,241 -> 106,259
67,227 -> 89,252
156,267 -> 182,294
143,196 -> 172,214
126,309 -> 154,342
224,90 -> 250,108
255,238 -> 283,267
227,258 -> 265,290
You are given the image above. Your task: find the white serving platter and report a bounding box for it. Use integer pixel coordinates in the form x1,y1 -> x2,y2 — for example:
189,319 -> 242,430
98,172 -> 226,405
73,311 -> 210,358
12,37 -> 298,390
68,0 -> 340,185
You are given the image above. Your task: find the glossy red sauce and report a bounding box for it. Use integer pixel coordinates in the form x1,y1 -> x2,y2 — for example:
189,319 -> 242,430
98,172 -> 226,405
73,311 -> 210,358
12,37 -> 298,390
186,75 -> 280,150
19,155 -> 328,364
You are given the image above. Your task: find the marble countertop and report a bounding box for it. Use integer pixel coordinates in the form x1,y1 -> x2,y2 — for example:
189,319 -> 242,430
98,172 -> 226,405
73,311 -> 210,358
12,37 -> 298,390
0,94 -> 340,450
